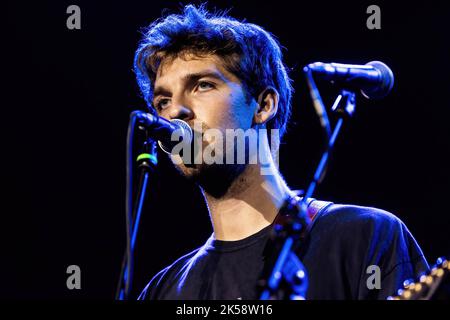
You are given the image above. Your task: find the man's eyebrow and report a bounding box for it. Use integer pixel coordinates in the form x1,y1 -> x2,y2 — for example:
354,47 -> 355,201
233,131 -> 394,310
153,86 -> 171,100
181,70 -> 228,83
152,70 -> 228,101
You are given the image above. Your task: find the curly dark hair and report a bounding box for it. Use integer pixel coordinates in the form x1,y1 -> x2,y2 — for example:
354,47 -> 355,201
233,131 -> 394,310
134,4 -> 293,138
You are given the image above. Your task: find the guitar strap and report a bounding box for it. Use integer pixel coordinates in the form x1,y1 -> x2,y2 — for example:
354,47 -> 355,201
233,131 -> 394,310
271,192 -> 334,239
259,194 -> 333,298
304,198 -> 334,229
288,191 -> 334,230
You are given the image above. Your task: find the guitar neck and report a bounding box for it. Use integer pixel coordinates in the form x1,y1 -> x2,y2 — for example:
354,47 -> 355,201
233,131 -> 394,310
388,257 -> 450,300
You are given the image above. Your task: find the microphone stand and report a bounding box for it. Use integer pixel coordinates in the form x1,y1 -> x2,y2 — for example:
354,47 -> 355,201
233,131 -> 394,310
258,89 -> 356,300
115,112 -> 158,300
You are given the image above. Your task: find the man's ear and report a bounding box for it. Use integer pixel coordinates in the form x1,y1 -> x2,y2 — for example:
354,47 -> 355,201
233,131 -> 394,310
253,87 -> 279,125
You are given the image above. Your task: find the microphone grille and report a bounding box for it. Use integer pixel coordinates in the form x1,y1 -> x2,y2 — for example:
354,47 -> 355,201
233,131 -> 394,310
158,119 -> 193,154
362,61 -> 394,99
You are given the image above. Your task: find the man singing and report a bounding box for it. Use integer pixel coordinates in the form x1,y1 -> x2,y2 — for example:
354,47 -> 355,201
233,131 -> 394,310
134,4 -> 428,300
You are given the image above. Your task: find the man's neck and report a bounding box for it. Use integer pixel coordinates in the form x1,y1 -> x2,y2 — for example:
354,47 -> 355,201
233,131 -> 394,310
203,163 -> 293,241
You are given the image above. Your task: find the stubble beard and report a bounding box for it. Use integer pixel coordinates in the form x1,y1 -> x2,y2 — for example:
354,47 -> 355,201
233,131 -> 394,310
173,153 -> 247,199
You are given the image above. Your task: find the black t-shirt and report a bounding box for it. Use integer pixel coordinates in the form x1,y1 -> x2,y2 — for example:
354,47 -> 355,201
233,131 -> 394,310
138,201 -> 429,300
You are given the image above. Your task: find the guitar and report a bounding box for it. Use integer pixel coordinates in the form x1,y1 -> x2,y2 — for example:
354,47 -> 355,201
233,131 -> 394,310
387,257 -> 450,300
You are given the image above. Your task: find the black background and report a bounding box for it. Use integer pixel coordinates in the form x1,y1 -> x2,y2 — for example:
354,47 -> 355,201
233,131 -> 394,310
3,0 -> 450,299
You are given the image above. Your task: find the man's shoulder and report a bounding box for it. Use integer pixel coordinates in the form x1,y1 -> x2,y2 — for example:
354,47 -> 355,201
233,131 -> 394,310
316,201 -> 405,230
310,201 -> 418,249
301,197 -> 401,229
304,201 -> 429,299
138,246 -> 203,300
311,201 -> 428,262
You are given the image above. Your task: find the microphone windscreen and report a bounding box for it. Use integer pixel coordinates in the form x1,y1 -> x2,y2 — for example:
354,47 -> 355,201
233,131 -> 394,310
362,61 -> 394,99
158,119 -> 193,154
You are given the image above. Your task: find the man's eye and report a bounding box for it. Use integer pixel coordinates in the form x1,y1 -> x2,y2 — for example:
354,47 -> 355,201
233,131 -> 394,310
197,81 -> 214,91
156,98 -> 170,110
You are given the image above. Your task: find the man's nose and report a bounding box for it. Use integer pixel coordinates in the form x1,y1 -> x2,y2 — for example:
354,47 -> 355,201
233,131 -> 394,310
168,102 -> 194,122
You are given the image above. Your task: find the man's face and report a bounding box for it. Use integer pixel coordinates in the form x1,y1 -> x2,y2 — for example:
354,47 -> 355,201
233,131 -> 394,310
152,53 -> 258,185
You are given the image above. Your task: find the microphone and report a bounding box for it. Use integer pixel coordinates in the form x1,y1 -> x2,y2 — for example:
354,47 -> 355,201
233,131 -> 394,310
304,61 -> 394,99
134,111 -> 193,154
